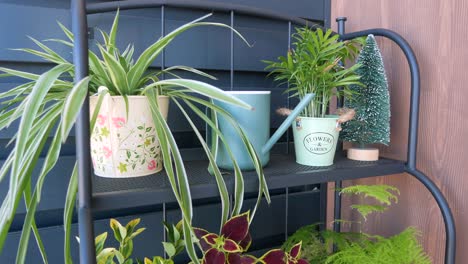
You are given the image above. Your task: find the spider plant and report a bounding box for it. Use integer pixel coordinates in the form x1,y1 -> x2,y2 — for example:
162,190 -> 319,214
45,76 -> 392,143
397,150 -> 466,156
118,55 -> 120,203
264,28 -> 363,117
0,12 -> 270,264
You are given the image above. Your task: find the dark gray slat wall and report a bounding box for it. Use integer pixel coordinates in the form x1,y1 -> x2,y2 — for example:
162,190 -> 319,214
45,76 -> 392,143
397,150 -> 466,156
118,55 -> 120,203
0,156 -> 76,218
0,0 -> 325,65
0,0 -> 328,262
0,3 -> 72,63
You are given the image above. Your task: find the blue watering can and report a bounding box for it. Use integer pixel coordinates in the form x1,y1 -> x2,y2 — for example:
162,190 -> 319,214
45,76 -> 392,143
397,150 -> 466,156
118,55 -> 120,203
212,91 -> 314,170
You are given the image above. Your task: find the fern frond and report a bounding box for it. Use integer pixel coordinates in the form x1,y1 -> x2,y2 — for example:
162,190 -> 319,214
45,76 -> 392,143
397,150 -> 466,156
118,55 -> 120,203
350,204 -> 387,220
340,184 -> 399,205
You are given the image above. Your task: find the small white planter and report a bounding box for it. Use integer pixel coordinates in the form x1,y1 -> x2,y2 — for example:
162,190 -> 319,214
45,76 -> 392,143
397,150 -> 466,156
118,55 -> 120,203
89,94 -> 169,178
292,116 -> 339,166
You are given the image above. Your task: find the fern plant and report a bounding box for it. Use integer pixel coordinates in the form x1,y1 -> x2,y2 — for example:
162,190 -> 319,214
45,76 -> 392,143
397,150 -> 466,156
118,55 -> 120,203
325,228 -> 431,264
282,184 -> 431,264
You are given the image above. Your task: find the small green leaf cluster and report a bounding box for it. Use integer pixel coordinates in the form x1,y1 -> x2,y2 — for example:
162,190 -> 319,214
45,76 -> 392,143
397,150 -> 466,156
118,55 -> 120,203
264,28 -> 364,117
161,221 -> 185,260
94,218 -> 146,264
93,219 -> 186,264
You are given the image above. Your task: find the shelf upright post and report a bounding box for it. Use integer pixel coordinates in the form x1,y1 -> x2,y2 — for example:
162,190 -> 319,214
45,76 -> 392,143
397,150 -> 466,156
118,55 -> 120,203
333,17 -> 347,235
161,5 -> 166,79
230,10 -> 234,91
71,0 -> 97,263
286,21 -> 292,154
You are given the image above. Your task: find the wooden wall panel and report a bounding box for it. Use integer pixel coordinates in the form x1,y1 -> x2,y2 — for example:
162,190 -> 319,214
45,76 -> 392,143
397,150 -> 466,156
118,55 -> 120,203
331,0 -> 468,263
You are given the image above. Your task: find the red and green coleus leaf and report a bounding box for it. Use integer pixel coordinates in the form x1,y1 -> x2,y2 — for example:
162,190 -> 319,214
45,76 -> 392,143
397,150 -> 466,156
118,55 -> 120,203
289,242 -> 302,259
202,233 -> 219,246
286,242 -> 309,264
221,211 -> 250,244
238,233 -> 252,251
194,228 -> 212,252
195,228 -> 243,254
222,238 -> 242,253
261,249 -> 287,264
202,248 -> 226,264
227,253 -> 258,264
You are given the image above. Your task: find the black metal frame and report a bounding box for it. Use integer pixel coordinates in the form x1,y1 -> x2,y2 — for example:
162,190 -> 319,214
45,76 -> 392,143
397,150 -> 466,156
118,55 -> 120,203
71,0 -> 456,263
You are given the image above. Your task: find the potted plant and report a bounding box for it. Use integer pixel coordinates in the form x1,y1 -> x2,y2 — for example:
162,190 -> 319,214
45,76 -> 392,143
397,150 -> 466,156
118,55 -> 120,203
264,28 -> 363,166
340,35 -> 391,161
0,12 -> 270,264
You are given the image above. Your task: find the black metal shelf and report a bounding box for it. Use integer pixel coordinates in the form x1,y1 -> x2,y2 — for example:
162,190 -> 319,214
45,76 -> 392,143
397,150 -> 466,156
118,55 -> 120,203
92,153 -> 404,213
70,1 -> 456,263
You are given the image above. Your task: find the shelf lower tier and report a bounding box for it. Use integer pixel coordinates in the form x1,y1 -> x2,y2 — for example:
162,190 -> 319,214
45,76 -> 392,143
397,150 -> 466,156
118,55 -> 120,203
92,153 -> 405,213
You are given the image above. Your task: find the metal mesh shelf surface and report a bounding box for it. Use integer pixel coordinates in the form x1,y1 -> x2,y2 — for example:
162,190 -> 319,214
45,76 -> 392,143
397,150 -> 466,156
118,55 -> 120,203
92,153 -> 405,212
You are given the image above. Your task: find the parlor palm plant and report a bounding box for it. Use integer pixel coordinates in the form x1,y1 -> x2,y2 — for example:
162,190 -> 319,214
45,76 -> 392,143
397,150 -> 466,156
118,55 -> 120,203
264,27 -> 363,118
0,12 -> 270,264
263,28 -> 363,166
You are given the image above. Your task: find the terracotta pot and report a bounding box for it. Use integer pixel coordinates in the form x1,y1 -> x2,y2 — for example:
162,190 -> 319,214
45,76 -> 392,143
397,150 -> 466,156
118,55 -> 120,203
89,94 -> 169,178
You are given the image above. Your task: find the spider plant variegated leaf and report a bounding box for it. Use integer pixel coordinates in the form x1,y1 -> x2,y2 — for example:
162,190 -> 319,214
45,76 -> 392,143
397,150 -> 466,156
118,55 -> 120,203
0,11 -> 270,264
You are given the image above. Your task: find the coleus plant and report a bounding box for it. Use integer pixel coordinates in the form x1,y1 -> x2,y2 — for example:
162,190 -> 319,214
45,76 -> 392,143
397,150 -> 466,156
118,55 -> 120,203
194,212 -> 309,264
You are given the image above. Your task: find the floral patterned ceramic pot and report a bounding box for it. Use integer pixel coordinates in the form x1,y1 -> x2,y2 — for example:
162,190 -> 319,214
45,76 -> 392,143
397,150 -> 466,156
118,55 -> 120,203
89,94 -> 169,178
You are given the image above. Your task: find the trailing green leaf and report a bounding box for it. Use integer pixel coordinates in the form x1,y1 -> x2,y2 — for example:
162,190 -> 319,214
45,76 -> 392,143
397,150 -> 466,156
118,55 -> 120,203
172,98 -> 230,226
61,76 -> 91,139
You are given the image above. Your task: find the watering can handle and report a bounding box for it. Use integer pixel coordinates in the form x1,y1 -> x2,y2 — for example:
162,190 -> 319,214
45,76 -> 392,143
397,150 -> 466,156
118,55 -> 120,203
261,93 -> 315,155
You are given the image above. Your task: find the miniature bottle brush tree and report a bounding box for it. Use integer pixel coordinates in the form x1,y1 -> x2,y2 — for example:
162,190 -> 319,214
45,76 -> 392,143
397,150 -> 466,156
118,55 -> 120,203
341,34 -> 390,161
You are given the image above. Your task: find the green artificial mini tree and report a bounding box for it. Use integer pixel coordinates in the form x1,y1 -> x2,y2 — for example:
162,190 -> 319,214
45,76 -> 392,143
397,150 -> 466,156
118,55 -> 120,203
341,34 -> 390,148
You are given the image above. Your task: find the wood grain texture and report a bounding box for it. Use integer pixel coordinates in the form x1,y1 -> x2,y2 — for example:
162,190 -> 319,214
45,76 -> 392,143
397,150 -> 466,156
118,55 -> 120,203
330,0 -> 468,263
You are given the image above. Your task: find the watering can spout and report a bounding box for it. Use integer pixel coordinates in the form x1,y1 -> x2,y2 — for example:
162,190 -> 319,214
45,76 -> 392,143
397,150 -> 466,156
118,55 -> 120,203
261,93 -> 315,155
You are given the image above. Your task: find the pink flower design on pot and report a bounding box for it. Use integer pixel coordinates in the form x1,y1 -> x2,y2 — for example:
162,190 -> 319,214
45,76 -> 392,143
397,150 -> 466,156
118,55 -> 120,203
147,160 -> 157,171
103,146 -> 112,158
97,114 -> 107,126
112,117 -> 126,128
